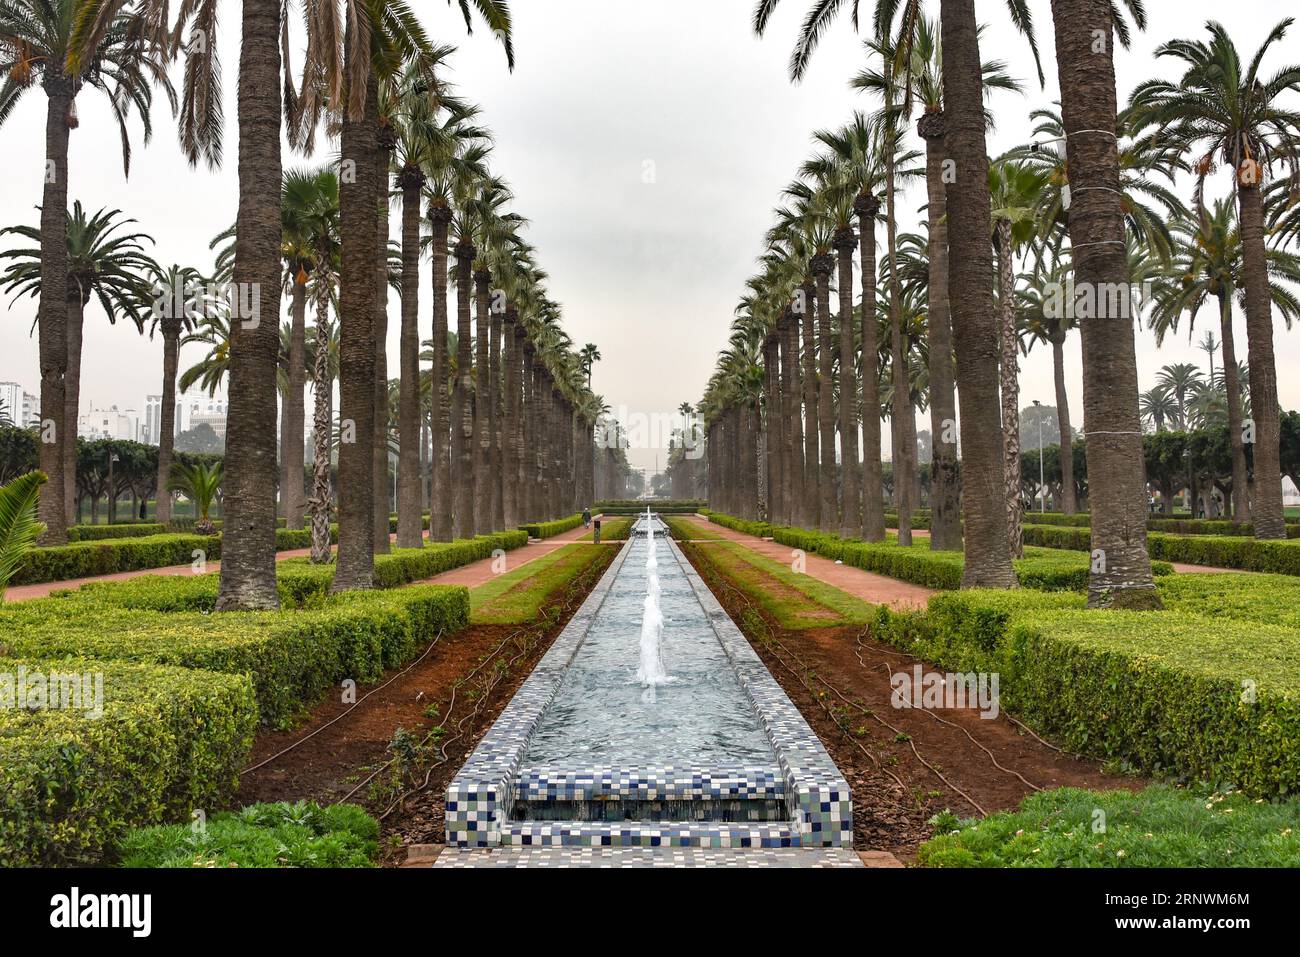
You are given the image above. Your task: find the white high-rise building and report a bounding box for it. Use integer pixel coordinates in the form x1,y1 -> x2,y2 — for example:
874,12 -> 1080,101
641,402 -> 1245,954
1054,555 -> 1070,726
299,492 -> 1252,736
0,381 -> 41,429
78,404 -> 142,442
177,387 -> 228,440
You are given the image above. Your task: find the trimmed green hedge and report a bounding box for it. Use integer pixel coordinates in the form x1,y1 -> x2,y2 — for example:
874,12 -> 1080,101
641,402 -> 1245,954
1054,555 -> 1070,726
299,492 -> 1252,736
13,534 -> 221,586
119,801 -> 379,868
873,587 -> 1300,796
67,523 -> 167,541
1023,523 -> 1300,575
705,512 -> 775,538
704,512 -> 1171,591
595,499 -> 706,510
520,514 -> 583,539
1021,511 -> 1300,538
0,656 -> 257,866
5,585 -> 470,725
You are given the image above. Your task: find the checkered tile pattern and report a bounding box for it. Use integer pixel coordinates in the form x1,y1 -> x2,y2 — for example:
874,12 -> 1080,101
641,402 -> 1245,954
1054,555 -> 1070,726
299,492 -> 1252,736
513,766 -> 785,802
444,530 -> 854,851
500,821 -> 800,848
434,847 -> 865,868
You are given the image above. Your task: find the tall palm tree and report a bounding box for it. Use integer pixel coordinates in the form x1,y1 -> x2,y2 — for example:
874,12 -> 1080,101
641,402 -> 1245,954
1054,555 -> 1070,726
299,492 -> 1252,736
4,0 -> 169,543
580,343 -> 601,387
1047,0 -> 1160,608
1019,259 -> 1078,513
1139,385 -> 1176,433
856,16 -> 1021,549
1133,17 -> 1300,539
146,263 -> 204,525
0,203 -> 158,527
989,158 -> 1047,556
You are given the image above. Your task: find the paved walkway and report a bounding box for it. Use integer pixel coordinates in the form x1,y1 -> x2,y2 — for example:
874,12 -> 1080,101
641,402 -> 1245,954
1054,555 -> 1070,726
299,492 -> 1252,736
679,515 -> 934,609
3,520 -> 602,603
414,519 -> 598,588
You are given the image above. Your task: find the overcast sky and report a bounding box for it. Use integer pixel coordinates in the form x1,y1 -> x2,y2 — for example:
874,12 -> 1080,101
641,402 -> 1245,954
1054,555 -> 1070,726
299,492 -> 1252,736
2,0 -> 1297,473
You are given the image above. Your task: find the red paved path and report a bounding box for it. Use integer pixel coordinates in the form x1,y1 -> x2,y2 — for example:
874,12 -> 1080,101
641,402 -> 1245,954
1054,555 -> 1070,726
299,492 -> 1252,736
679,515 -> 934,610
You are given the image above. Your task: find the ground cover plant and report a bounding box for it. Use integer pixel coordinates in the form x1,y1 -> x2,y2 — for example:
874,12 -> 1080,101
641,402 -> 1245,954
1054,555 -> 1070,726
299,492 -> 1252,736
918,785 -> 1300,867
118,801 -> 379,868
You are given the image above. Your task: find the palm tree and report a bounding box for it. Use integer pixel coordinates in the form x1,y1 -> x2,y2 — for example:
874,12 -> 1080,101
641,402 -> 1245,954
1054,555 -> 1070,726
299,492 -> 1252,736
1132,17 -> 1300,540
4,0 -> 169,545
1139,385 -> 1176,433
1155,363 -> 1203,431
857,16 -> 1021,549
1,203 -> 159,528
1046,0 -> 1161,608
1019,259 -> 1078,513
0,470 -> 46,598
989,158 -> 1047,556
168,461 -> 222,534
146,264 -> 205,525
580,343 -> 602,387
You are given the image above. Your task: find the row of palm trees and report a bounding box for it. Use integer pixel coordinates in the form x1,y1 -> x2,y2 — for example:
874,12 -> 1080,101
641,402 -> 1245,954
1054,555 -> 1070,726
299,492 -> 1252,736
3,0 -> 628,610
701,1 -> 1300,609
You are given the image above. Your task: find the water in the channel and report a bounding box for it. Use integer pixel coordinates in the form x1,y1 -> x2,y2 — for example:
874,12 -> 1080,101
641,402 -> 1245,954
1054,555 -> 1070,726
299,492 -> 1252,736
521,522 -> 775,768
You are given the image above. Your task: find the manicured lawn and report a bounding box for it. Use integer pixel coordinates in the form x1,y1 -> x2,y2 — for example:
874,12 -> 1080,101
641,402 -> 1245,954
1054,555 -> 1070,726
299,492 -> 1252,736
682,540 -> 875,629
470,542 -> 616,625
919,785 -> 1300,867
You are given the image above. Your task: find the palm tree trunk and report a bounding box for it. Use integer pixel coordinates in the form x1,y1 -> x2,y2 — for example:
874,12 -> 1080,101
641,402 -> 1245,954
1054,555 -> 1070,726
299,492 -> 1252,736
782,309 -> 803,526
812,257 -> 836,532
217,0 -> 283,609
156,324 -> 180,524
331,62 -> 379,592
429,207 -> 453,541
799,281 -> 819,529
373,163 -> 392,556
1051,0 -> 1159,606
37,83 -> 73,545
282,280 -> 308,528
309,279 -> 333,563
1052,335 -> 1077,513
396,174 -> 424,548
1216,292 -> 1248,522
473,268 -> 492,532
834,230 -> 860,538
490,303 -> 504,530
764,331 -> 783,523
501,309 -> 518,527
920,118 -> 961,549
1236,181 -> 1284,538
64,288 -> 85,527
885,140 -> 912,548
939,0 -> 1016,587
452,242 -> 476,537
996,223 -> 1023,557
856,195 -> 885,541
521,339 -> 536,521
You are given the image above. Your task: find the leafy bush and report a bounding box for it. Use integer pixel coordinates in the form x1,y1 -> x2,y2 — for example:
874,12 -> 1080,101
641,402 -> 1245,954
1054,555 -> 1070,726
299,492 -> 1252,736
0,656 -> 256,866
519,514 -> 583,539
919,785 -> 1300,867
1023,523 -> 1300,575
13,533 -> 220,586
873,587 -> 1300,796
755,520 -> 1171,592
67,523 -> 167,541
119,801 -> 378,868
3,585 -> 470,725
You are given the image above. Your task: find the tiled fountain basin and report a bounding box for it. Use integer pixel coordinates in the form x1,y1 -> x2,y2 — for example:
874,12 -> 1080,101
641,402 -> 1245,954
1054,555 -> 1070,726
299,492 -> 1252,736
444,521 -> 852,849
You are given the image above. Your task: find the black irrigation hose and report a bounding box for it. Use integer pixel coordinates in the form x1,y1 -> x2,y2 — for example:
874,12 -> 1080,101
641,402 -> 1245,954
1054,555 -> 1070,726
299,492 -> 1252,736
858,635 -> 1043,794
241,628 -> 447,775
685,541 -> 989,816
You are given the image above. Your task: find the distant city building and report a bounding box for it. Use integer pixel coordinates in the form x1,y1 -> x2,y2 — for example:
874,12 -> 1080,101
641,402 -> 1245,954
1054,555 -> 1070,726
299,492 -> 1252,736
0,381 -> 40,429
79,403 -> 142,442
141,388 -> 229,444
